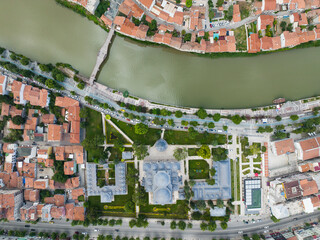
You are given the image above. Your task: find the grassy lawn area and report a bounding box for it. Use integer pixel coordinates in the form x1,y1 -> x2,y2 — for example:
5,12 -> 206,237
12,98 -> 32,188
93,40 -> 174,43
164,130 -> 227,145
241,164 -> 250,171
105,120 -> 129,144
236,160 -> 240,201
253,164 -> 261,169
230,159 -> 234,200
241,155 -> 250,163
189,160 -> 209,179
111,118 -> 161,145
97,170 -> 105,178
139,199 -> 189,219
85,108 -> 104,162
235,25 -> 247,51
253,153 -> 262,162
188,148 -> 199,156
243,169 -> 250,175
108,148 -> 122,163
87,163 -> 135,217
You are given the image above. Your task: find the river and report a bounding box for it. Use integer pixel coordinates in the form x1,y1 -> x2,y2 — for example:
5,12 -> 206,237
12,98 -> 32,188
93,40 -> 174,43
0,0 -> 319,108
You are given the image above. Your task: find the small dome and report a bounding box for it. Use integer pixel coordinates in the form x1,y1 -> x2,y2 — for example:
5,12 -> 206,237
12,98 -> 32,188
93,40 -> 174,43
154,188 -> 171,205
155,139 -> 168,152
154,171 -> 170,188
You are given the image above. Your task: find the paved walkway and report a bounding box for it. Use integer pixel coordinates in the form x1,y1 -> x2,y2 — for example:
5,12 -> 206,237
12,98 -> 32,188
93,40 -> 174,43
106,118 -> 134,144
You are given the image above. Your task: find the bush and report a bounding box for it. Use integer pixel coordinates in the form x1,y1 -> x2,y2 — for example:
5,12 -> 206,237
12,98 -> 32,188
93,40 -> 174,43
197,145 -> 211,159
77,82 -> 85,89
196,108 -> 208,119
12,115 -> 25,125
290,115 -> 299,121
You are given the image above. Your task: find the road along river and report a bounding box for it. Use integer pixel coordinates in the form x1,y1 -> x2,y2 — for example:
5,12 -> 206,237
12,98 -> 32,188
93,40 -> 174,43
0,0 -> 320,108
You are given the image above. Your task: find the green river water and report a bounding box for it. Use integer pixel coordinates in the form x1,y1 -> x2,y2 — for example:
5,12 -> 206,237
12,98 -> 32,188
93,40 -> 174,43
0,0 -> 319,108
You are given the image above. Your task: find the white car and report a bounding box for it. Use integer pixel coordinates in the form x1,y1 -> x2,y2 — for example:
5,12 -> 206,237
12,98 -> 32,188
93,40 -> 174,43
94,229 -> 99,232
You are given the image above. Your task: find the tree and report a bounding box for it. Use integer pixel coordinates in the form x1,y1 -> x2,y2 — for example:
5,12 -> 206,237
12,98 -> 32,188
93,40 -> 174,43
206,179 -> 215,185
124,201 -> 135,213
196,108 -> 207,119
280,21 -> 287,31
132,143 -> 149,160
200,222 -> 208,231
185,0 -> 192,7
220,222 -> 228,230
20,57 -> 30,66
173,148 -> 188,160
170,221 -> 177,229
231,115 -> 242,124
95,0 -> 110,17
197,145 -> 211,159
208,122 -> 215,128
287,23 -> 293,32
129,219 -> 137,228
187,222 -> 193,229
216,199 -> 224,208
149,20 -> 158,31
213,113 -> 221,122
208,221 -> 217,232
123,90 -> 129,97
135,123 -> 148,135
196,200 -> 207,210
168,119 -> 174,126
223,125 -> 228,131
290,115 -> 299,121
12,115 -> 25,125
77,82 -> 85,89
178,221 -> 186,230
188,127 -> 198,139
175,111 -> 183,118
275,115 -> 282,121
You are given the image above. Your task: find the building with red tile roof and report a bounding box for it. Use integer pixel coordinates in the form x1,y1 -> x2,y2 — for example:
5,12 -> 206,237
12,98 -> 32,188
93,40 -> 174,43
100,15 -> 112,28
0,189 -> 23,221
55,96 -> 79,108
23,85 -> 49,108
171,11 -> 184,25
71,188 -> 85,200
65,203 -> 85,221
65,177 -> 80,189
300,179 -> 318,196
2,143 -> 17,154
55,146 -> 66,161
64,161 -> 76,175
34,179 -> 48,190
1,103 -> 10,116
25,177 -> 35,188
153,33 -> 164,43
272,138 -> 295,156
139,0 -> 154,10
280,31 -> 300,47
10,80 -> 26,105
24,117 -> 38,131
258,15 -> 274,30
248,33 -> 261,53
41,114 -> 55,124
8,120 -> 24,130
298,30 -> 316,44
170,37 -> 182,48
262,0 -> 277,10
305,0 -> 320,8
47,124 -> 63,142
233,4 -> 241,23
289,0 -> 306,9
113,16 -> 126,28
163,33 -> 173,45
20,204 -> 38,221
295,137 -> 320,160
135,24 -> 149,40
24,189 -> 40,202
50,206 -> 66,219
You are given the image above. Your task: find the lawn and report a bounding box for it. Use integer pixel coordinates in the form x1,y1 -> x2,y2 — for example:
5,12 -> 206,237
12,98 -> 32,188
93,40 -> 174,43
243,169 -> 250,175
234,25 -> 247,51
96,169 -> 105,178
111,118 -> 161,145
236,160 -> 240,201
85,108 -> 104,162
230,159 -> 234,200
189,160 -> 209,179
108,148 -> 122,163
241,164 -> 250,171
87,163 -> 135,217
253,164 -> 261,169
164,130 -> 227,145
105,120 -> 129,144
139,199 -> 189,219
188,148 -> 199,156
